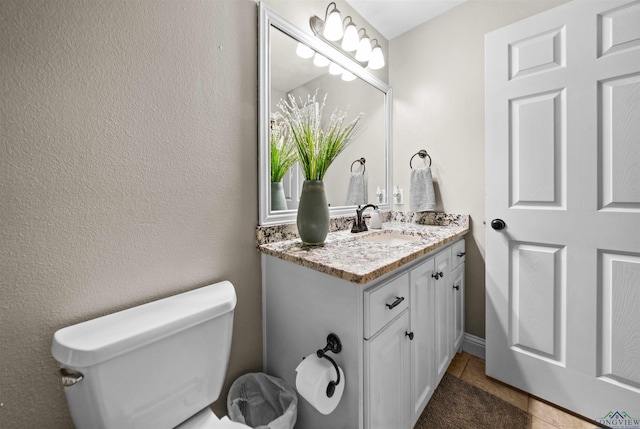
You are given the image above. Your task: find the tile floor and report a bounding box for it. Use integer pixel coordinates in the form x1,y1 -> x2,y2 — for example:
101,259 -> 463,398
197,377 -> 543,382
446,352 -> 601,429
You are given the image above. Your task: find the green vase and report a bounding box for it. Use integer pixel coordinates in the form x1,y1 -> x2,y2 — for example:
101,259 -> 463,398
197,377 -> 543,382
271,182 -> 287,211
297,180 -> 330,245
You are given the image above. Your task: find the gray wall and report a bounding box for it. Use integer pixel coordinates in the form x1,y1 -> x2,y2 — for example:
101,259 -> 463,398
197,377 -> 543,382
1,1 -> 261,427
390,0 -> 570,339
1,0 -> 574,427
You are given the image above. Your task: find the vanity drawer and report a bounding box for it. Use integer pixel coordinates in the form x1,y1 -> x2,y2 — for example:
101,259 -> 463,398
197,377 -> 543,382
451,239 -> 465,269
364,273 -> 409,339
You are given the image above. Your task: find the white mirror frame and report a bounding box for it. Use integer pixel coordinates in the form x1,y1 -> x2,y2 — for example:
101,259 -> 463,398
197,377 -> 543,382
258,3 -> 392,226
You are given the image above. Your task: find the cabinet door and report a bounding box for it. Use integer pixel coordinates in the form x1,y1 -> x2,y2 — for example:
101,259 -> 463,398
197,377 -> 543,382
409,258 -> 436,427
434,247 -> 452,384
365,310 -> 411,429
451,263 -> 465,353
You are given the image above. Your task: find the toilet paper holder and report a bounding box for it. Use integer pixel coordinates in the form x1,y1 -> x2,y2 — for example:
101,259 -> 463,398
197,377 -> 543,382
314,333 -> 342,398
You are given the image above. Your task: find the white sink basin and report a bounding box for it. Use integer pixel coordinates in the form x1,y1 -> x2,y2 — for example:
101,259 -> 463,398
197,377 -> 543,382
358,232 -> 420,246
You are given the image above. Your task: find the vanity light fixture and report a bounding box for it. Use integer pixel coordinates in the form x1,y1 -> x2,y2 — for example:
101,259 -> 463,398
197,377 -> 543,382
329,62 -> 344,75
323,2 -> 344,41
354,28 -> 372,62
341,17 -> 359,52
342,70 -> 357,81
296,42 -> 315,59
368,39 -> 385,70
313,52 -> 331,67
309,2 -> 385,70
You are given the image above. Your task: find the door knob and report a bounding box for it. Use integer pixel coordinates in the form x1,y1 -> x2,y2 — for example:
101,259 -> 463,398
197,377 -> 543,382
491,219 -> 506,230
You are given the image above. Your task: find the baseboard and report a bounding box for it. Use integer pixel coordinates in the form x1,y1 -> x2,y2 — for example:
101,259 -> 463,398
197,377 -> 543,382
462,333 -> 486,360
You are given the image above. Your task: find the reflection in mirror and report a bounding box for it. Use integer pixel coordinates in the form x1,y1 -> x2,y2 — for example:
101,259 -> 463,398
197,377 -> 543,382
259,4 -> 392,225
269,117 -> 297,211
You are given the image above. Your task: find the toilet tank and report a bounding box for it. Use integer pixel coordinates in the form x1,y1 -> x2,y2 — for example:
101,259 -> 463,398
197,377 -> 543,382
51,281 -> 237,429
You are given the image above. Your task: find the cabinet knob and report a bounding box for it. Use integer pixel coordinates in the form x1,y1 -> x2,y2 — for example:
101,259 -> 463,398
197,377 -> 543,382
385,296 -> 405,310
431,272 -> 439,279
457,252 -> 465,257
453,284 -> 460,290
438,271 -> 444,278
405,331 -> 414,340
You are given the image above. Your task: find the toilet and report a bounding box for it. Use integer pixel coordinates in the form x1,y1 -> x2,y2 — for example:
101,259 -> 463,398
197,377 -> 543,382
51,281 -> 251,429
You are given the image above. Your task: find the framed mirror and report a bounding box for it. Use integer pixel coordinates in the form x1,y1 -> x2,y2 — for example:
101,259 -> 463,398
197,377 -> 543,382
259,3 -> 392,225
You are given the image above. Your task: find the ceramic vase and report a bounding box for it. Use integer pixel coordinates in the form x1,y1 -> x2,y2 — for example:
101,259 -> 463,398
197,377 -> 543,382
297,180 -> 330,245
271,182 -> 287,211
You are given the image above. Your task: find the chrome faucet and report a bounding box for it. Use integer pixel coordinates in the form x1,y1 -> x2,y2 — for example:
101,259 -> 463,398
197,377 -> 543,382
351,204 -> 378,233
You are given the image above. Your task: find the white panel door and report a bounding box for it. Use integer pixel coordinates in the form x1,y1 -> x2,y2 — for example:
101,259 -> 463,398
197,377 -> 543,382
486,0 -> 640,421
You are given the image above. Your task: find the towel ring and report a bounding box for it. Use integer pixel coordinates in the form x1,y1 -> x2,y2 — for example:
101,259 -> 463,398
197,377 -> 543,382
410,150 -> 431,168
350,157 -> 366,174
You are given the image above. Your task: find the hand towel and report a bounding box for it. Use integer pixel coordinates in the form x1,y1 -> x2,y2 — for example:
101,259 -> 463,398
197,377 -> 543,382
345,172 -> 367,206
410,167 -> 436,212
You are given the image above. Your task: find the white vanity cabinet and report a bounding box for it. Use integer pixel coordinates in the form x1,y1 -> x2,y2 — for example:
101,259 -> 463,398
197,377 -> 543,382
451,240 -> 466,353
262,237 -> 465,429
408,257 -> 436,427
406,238 -> 465,426
433,248 -> 453,384
364,309 -> 411,429
363,272 -> 412,429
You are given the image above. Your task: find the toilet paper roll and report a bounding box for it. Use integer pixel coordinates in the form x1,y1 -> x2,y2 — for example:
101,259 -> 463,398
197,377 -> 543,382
295,353 -> 345,415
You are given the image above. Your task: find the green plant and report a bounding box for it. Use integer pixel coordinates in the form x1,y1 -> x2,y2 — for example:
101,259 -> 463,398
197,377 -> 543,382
270,118 -> 298,183
278,91 -> 363,181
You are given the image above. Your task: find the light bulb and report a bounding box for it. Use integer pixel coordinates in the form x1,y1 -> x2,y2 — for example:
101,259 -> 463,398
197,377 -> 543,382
313,52 -> 330,67
296,43 -> 314,59
329,62 -> 344,75
342,71 -> 356,81
355,35 -> 372,62
368,45 -> 385,70
341,23 -> 359,51
323,8 -> 343,41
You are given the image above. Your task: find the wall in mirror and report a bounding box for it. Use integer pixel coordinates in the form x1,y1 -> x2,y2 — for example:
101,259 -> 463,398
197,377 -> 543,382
259,4 -> 392,225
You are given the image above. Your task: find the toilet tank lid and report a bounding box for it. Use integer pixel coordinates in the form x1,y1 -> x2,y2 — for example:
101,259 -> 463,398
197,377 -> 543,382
52,281 -> 237,368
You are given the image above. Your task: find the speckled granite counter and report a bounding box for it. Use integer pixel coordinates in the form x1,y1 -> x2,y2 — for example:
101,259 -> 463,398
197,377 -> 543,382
257,213 -> 469,285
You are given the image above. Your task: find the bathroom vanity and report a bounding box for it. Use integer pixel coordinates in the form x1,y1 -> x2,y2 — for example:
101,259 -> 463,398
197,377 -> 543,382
258,214 -> 468,429
255,5 -> 472,427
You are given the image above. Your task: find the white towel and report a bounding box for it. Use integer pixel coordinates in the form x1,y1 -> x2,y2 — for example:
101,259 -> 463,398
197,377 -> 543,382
410,167 -> 436,212
345,172 -> 367,206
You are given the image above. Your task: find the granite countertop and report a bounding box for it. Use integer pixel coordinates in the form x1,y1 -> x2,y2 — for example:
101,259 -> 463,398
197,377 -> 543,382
257,213 -> 469,285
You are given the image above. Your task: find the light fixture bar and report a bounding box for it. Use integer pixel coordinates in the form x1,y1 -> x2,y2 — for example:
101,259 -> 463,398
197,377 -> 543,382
310,17 -> 366,67
309,3 -> 385,71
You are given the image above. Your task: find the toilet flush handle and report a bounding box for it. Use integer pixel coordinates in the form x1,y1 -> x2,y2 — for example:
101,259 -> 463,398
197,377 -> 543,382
59,368 -> 84,388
